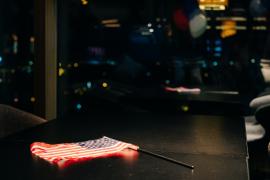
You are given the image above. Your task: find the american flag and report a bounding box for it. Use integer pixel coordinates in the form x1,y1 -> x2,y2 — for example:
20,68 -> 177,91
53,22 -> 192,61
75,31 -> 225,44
30,136 -> 139,167
165,86 -> 201,93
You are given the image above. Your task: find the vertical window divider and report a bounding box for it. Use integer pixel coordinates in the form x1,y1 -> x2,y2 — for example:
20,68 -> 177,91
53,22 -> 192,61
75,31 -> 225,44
34,0 -> 57,120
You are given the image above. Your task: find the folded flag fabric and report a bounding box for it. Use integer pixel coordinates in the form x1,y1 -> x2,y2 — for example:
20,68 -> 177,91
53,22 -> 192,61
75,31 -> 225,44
30,136 -> 139,167
165,86 -> 201,93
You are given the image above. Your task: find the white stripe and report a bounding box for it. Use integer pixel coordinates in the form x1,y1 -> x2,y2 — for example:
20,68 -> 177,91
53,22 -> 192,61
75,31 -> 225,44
39,143 -> 127,159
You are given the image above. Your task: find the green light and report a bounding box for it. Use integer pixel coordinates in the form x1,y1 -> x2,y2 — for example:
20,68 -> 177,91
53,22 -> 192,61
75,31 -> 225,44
213,61 -> 218,66
76,103 -> 82,110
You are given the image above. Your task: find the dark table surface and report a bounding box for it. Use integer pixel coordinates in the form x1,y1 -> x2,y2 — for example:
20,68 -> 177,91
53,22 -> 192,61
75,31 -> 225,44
0,113 -> 249,180
119,88 -> 244,116
130,87 -> 240,103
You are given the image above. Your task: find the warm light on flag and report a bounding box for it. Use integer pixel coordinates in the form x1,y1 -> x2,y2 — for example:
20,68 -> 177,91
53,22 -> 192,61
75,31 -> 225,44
31,136 -> 139,167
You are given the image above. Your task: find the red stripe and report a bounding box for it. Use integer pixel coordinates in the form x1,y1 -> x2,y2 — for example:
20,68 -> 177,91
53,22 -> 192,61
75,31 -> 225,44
31,143 -> 132,159
34,142 -> 127,158
32,142 -> 121,156
30,138 -> 139,166
43,143 -> 129,162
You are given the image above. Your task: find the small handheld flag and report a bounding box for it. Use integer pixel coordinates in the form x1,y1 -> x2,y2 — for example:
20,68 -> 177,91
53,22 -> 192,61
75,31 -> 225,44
31,136 -> 194,169
31,136 -> 138,167
165,86 -> 201,94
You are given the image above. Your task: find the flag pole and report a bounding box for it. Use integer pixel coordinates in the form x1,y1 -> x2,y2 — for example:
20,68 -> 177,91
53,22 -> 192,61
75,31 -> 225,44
136,148 -> 194,169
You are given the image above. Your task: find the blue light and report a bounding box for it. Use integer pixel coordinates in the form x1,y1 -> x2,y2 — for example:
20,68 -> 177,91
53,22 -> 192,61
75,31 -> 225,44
76,103 -> 82,110
214,53 -> 221,57
215,40 -> 222,45
87,60 -> 100,65
214,47 -> 222,52
86,81 -> 92,88
0,56 -> 2,63
213,61 -> 218,66
202,63 -> 207,68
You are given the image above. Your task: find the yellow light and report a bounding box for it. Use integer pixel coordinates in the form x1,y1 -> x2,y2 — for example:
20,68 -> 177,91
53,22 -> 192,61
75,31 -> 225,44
199,0 -> 228,11
216,17 -> 247,22
74,63 -> 79,68
30,97 -> 36,102
181,105 -> 189,112
216,26 -> 246,30
12,34 -> 18,41
102,82 -> 108,88
101,19 -> 119,24
30,36 -> 35,43
199,0 -> 228,5
219,21 -> 236,29
252,26 -> 267,30
58,68 -> 65,76
167,28 -> 173,37
200,5 -> 226,11
81,0 -> 88,5
104,24 -> 121,28
253,17 -> 267,21
221,29 -> 237,38
220,20 -> 237,38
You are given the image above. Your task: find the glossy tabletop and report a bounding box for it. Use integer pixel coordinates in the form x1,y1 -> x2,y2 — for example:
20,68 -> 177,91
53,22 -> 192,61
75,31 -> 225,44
120,88 -> 244,115
0,113 -> 249,180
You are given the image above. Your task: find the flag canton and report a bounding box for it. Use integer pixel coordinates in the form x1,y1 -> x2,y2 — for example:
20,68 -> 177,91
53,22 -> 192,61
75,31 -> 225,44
77,136 -> 120,149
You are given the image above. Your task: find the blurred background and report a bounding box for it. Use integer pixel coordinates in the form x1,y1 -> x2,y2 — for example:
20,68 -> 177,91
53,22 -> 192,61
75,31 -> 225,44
0,0 -> 269,115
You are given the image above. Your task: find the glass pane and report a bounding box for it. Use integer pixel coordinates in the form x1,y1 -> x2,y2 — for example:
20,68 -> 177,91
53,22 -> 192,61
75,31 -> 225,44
58,0 -> 269,115
0,0 -> 35,112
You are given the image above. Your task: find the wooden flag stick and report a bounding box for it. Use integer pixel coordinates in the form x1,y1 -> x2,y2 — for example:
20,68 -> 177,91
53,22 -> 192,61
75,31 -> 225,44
137,148 -> 194,169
